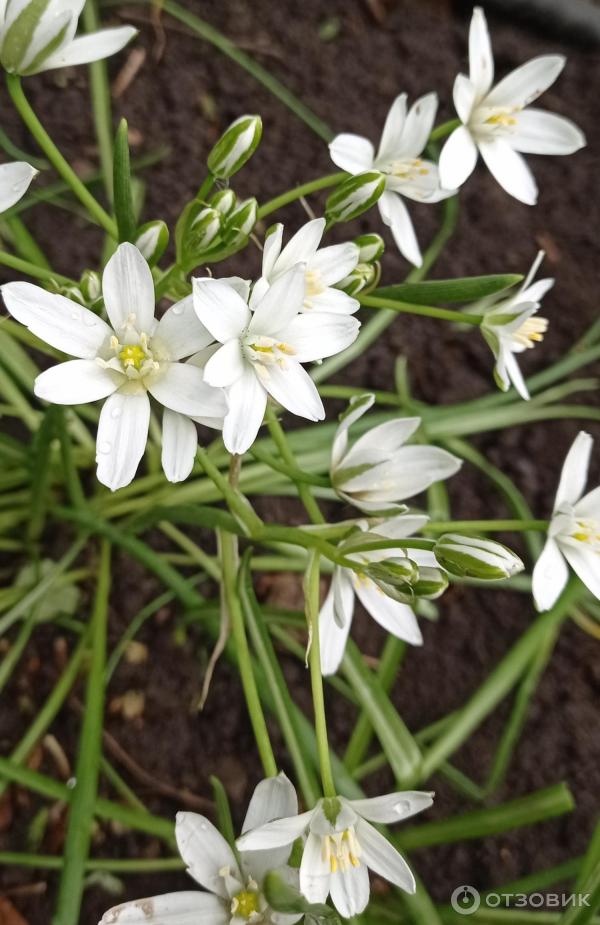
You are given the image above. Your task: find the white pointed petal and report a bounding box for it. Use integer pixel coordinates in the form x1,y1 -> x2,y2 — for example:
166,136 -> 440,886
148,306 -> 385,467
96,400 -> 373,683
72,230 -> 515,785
353,581 -> 423,645
309,242 -> 359,287
299,831 -> 331,905
308,288 -> 359,315
35,359 -> 118,405
503,350 -> 529,400
220,276 -> 252,302
274,218 -> 325,277
399,92 -> 438,157
520,278 -> 554,304
554,431 -> 592,509
331,393 -> 375,470
161,409 -> 197,483
96,391 -> 150,492
374,514 -> 430,540
249,276 -> 270,311
484,54 -> 565,109
0,162 -> 37,212
343,445 -> 461,500
329,863 -> 370,918
102,243 -> 155,333
99,892 -> 228,925
388,162 -> 451,204
574,486 -> 600,521
148,363 -> 227,417
439,125 -> 478,190
192,278 -> 251,343
469,6 -> 494,99
341,417 -> 421,470
249,265 -> 306,338
377,94 -> 407,162
262,224 -> 284,278
155,295 -> 214,360
479,139 -> 537,205
40,26 -> 137,71
222,366 -> 267,455
329,133 -> 375,174
175,813 -> 239,898
283,312 -> 359,362
561,542 -> 600,602
319,582 -> 353,676
240,773 -> 298,879
378,191 -> 421,267
203,339 -> 245,388
350,791 -> 433,824
532,537 -> 569,612
2,281 -> 112,358
262,361 -> 324,422
333,566 -> 355,629
510,108 -> 586,155
453,74 -> 478,124
20,8 -> 72,72
236,812 -> 313,852
356,819 -> 415,893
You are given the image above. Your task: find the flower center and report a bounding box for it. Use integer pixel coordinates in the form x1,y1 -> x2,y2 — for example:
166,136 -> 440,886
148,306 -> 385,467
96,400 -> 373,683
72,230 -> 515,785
305,268 -> 326,299
321,827 -> 362,873
511,316 -> 548,349
108,332 -> 159,380
231,889 -> 261,920
474,105 -> 522,138
118,344 -> 147,370
243,334 -> 296,374
571,518 -> 600,550
382,157 -> 429,183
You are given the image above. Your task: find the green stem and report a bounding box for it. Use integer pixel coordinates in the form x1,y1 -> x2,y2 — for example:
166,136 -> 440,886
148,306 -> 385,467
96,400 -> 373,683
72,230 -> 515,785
429,118 -> 461,142
305,549 -> 336,797
196,446 -> 264,536
0,249 -> 73,286
0,852 -> 184,873
6,74 -> 117,237
82,0 -> 114,202
266,405 -> 324,523
258,172 -> 346,219
425,519 -> 548,533
197,172 -> 215,201
359,292 -> 483,325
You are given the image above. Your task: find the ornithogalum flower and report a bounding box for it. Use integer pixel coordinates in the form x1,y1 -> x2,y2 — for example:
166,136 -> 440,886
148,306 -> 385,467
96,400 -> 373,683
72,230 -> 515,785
320,515 -> 432,675
533,432 -> 600,611
329,93 -> 453,266
236,790 -> 433,919
193,266 -> 360,455
331,393 -> 462,513
479,251 -> 553,399
252,218 -> 360,315
439,7 -> 585,203
100,773 -> 302,925
0,0 -> 136,75
0,161 -> 37,212
2,243 -> 226,491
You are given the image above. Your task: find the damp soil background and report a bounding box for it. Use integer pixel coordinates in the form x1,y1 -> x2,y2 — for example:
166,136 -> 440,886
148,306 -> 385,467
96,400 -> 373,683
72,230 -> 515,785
1,0 -> 600,921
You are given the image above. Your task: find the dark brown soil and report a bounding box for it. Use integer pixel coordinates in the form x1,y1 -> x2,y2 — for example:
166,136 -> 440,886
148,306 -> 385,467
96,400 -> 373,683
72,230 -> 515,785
1,1 -> 600,922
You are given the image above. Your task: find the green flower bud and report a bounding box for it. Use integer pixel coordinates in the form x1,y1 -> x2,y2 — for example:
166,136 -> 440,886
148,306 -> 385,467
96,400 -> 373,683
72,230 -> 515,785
325,171 -> 385,223
176,201 -> 223,266
207,115 -> 262,179
354,232 -> 385,263
364,557 -> 418,604
210,188 -> 237,215
434,534 -> 524,581
337,261 -> 380,297
224,197 -> 258,245
79,269 -> 101,304
134,220 -> 169,267
413,566 -> 449,600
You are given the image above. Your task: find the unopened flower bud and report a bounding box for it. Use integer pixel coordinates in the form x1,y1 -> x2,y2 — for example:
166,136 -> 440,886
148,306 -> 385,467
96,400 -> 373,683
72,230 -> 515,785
434,534 -> 524,581
79,269 -> 101,303
325,171 -> 385,223
176,201 -> 223,266
355,233 -> 385,263
413,566 -> 448,599
210,188 -> 237,215
337,261 -> 380,297
225,197 -> 258,245
207,115 -> 262,179
364,557 -> 418,604
134,220 -> 169,266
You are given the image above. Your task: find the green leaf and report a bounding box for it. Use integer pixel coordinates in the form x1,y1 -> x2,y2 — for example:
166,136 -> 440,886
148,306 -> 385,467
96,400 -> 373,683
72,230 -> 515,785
210,775 -> 237,851
113,119 -> 136,243
374,274 -> 523,305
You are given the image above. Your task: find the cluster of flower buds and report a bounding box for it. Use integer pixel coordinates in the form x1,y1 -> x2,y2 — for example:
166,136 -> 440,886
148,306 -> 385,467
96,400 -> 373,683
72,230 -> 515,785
176,189 -> 258,271
337,233 -> 384,297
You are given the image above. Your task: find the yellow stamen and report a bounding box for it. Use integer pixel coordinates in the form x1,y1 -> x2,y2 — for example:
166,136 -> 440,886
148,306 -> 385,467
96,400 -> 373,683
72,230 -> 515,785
232,889 -> 260,919
119,344 -> 147,370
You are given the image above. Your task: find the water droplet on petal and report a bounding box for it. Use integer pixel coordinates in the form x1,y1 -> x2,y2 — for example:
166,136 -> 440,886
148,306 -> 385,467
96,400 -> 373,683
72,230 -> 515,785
71,310 -> 81,321
393,800 -> 410,815
172,304 -> 183,316
83,313 -> 98,327
98,441 -> 112,454
110,406 -> 122,420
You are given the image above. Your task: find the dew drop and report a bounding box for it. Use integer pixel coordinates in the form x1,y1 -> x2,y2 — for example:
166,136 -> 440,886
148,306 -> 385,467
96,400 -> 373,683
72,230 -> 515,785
172,304 -> 184,316
98,441 -> 112,454
110,406 -> 122,420
83,313 -> 98,327
66,777 -> 77,789
393,800 -> 410,815
71,310 -> 81,321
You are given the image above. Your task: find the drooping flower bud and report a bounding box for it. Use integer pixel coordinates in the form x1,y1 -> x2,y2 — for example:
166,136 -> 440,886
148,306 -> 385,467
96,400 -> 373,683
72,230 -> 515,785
207,115 -> 262,179
434,534 -> 524,580
325,171 -> 385,223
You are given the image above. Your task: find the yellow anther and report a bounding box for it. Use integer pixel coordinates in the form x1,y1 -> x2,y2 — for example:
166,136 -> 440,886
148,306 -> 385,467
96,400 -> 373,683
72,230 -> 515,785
232,890 -> 260,919
119,344 -> 146,370
330,855 -> 338,873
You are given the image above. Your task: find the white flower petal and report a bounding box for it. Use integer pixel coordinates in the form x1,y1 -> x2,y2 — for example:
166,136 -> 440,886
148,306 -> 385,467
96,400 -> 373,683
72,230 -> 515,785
574,486 -> 600,521
2,282 -> 112,358
469,6 -> 494,99
262,361 -> 324,422
99,892 -> 228,925
241,773 -> 298,880
503,350 -> 529,400
222,366 -> 268,455
283,312 -> 359,363
249,265 -> 306,338
520,278 -> 554,304
341,417 -> 420,471
192,278 -> 251,343
375,514 -> 430,540
342,445 -> 461,500
35,359 -> 118,404
236,812 -> 313,852
377,94 -> 407,162
484,54 -> 565,109
203,339 -> 245,388
274,218 -> 325,277
299,831 -> 331,905
331,393 -> 375,470
388,161 -> 451,204
378,191 -> 422,267
329,133 -> 375,174
356,818 -> 416,893
308,287 -> 359,315
96,391 -> 150,492
148,363 -> 227,417
161,409 -> 197,483
532,537 -> 569,612
453,73 -> 478,125
439,125 -> 478,190
329,863 -> 370,918
309,242 -> 359,287
319,581 -> 353,676
333,566 -> 355,629
561,542 -> 600,602
220,276 -> 252,302
175,813 -> 239,898
0,161 -> 37,213
102,243 -> 155,334
353,581 -> 423,646
510,108 -> 586,155
554,431 -> 592,509
262,224 -> 284,278
350,791 -> 433,824
399,92 -> 438,158
155,295 -> 214,360
39,26 -> 137,72
479,139 -> 538,205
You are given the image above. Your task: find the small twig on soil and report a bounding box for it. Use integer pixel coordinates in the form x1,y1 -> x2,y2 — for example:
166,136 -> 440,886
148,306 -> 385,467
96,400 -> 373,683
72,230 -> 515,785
112,48 -> 147,99
1,882 -> 47,898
